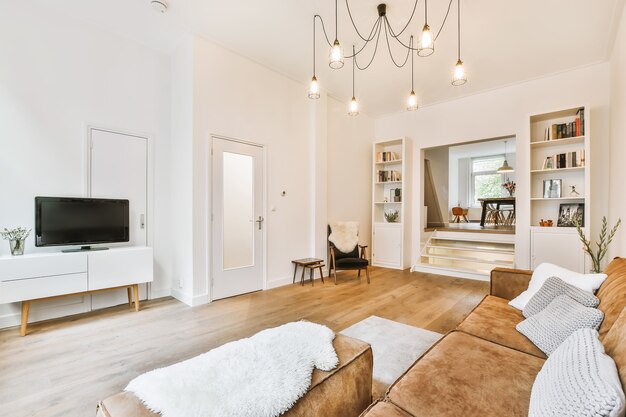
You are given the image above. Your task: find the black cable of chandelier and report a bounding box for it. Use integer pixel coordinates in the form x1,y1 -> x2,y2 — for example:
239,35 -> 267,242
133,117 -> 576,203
456,0 -> 461,60
345,0 -> 418,40
353,19 -> 383,71
385,0 -> 454,51
383,20 -> 411,68
345,17 -> 382,59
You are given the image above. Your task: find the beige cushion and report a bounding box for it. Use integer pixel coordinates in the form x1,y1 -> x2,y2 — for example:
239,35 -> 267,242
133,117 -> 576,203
387,331 -> 545,417
457,295 -> 546,358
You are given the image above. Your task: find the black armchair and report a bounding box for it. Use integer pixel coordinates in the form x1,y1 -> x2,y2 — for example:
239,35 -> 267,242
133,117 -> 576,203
327,224 -> 370,285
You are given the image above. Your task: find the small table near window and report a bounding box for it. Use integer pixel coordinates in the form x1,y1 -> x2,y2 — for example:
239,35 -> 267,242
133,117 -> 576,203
478,197 -> 516,226
292,258 -> 324,286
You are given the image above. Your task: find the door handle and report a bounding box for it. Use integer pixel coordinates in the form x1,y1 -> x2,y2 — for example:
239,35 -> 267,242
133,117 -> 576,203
255,216 -> 264,230
140,214 -> 145,229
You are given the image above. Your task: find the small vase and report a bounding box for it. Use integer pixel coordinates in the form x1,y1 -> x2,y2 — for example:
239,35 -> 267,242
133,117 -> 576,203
507,190 -> 514,197
9,239 -> 25,256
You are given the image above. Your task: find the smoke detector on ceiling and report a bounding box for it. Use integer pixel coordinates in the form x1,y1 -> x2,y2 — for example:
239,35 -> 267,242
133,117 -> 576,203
151,0 -> 167,13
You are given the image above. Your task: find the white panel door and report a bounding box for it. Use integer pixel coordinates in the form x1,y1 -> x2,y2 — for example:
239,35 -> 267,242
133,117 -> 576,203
531,230 -> 585,272
212,137 -> 264,300
373,224 -> 402,268
89,128 -> 148,309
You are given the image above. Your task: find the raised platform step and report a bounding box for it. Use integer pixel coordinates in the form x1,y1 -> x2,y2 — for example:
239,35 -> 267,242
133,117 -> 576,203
421,253 -> 514,267
412,263 -> 490,281
426,243 -> 515,255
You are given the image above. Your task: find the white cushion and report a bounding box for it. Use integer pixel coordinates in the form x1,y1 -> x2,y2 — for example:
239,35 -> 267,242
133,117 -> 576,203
529,328 -> 625,417
509,263 -> 606,311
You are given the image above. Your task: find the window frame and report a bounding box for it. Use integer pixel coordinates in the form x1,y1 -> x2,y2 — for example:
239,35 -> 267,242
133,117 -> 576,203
469,154 -> 506,207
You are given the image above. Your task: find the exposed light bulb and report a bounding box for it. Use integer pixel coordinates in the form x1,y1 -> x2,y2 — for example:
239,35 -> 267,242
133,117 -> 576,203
407,90 -> 418,111
308,76 -> 320,99
452,59 -> 467,86
348,96 -> 359,116
417,24 -> 434,57
329,40 -> 344,69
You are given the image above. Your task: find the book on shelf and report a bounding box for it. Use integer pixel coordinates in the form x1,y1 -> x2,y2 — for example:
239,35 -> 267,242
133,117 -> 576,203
546,149 -> 585,169
375,151 -> 398,162
377,170 -> 401,182
542,108 -> 585,141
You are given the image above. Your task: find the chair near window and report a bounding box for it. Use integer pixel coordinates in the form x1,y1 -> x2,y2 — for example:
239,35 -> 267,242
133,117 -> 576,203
327,223 -> 370,285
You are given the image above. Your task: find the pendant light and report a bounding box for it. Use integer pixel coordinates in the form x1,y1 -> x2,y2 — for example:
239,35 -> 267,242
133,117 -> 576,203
417,0 -> 434,57
348,46 -> 359,116
308,17 -> 320,99
497,140 -> 514,173
451,0 -> 467,86
329,0 -> 344,69
407,36 -> 418,111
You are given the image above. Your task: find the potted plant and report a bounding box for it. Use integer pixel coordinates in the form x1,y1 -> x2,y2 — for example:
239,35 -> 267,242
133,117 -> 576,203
1,227 -> 31,256
384,210 -> 400,223
575,216 -> 621,273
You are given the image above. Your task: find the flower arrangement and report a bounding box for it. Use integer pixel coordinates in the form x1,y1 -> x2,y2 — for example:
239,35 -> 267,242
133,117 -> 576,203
1,227 -> 31,256
502,179 -> 516,197
575,216 -> 621,273
384,210 -> 400,223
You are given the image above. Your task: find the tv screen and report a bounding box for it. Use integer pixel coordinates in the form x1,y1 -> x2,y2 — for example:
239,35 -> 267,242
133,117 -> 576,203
35,197 -> 129,247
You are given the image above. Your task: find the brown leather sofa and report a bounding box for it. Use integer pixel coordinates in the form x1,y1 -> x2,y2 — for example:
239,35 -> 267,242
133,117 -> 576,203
96,334 -> 373,417
363,257 -> 626,417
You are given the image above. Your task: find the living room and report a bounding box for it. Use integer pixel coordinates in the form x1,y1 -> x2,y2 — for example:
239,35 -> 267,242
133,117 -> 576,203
1,1 -> 626,416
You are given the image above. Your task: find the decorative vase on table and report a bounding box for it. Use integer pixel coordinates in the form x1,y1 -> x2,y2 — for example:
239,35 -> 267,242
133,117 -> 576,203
9,239 -> 25,256
1,227 -> 31,256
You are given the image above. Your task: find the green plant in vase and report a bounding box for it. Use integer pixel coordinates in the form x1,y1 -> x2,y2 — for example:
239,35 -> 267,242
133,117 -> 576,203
384,210 -> 400,223
1,227 -> 31,256
575,216 -> 621,273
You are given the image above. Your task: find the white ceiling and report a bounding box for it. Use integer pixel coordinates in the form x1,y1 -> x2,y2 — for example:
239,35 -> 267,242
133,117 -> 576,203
33,0 -> 624,116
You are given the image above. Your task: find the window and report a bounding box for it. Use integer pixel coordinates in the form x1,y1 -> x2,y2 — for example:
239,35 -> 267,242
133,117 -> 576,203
470,155 -> 505,206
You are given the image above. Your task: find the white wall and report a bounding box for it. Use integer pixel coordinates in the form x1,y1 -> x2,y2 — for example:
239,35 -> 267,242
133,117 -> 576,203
375,64 -> 610,269
0,3 -> 172,327
327,97 -> 375,249
609,4 -> 626,259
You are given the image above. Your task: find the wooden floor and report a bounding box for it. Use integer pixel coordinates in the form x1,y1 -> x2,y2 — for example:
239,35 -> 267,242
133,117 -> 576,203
0,268 -> 488,417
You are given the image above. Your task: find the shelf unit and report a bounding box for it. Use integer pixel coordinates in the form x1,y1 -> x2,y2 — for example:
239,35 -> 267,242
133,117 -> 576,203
528,106 -> 590,272
371,138 -> 411,270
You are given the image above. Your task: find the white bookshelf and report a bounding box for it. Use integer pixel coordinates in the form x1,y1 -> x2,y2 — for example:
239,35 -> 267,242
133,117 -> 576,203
528,106 -> 590,272
371,138 -> 411,270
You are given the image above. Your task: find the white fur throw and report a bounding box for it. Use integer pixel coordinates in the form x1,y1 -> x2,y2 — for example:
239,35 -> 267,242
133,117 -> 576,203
329,221 -> 360,253
125,322 -> 338,417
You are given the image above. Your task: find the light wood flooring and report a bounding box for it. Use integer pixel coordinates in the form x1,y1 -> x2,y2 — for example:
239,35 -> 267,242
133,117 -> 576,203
0,267 -> 488,417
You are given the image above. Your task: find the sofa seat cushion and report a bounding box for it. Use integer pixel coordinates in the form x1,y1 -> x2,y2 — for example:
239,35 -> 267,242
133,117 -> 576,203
387,331 -> 545,417
97,334 -> 373,417
597,257 -> 626,340
361,401 -> 413,417
457,295 -> 546,358
335,257 -> 368,268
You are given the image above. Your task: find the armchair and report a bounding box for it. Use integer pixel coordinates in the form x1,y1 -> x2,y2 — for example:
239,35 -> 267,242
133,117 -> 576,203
328,223 -> 370,285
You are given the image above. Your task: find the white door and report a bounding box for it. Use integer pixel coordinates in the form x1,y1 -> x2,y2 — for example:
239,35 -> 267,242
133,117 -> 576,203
89,128 -> 149,309
531,230 -> 585,272
373,224 -> 402,268
212,137 -> 264,300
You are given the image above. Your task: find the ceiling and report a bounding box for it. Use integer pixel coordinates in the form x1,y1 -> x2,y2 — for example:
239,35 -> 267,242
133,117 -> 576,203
32,0 -> 624,116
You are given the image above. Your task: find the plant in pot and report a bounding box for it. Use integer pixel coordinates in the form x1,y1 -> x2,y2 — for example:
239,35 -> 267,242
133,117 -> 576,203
1,227 -> 31,256
575,216 -> 621,273
384,210 -> 400,223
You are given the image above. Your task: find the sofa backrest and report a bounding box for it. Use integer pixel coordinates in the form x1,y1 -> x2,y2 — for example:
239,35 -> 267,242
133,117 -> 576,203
597,257 -> 626,340
603,306 -> 626,390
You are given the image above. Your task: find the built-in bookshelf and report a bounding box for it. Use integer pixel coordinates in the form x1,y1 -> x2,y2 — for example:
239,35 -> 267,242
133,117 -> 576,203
371,138 -> 411,269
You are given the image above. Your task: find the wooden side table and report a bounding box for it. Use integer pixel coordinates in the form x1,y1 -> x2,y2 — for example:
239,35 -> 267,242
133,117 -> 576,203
292,258 -> 324,286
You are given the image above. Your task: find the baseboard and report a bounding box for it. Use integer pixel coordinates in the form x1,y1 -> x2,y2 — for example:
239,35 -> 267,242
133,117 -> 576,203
266,276 -> 293,289
411,264 -> 490,282
170,288 -> 209,306
150,286 -> 172,299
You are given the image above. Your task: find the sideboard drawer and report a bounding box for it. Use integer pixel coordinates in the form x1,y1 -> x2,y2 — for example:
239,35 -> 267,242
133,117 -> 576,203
0,253 -> 87,282
0,273 -> 88,304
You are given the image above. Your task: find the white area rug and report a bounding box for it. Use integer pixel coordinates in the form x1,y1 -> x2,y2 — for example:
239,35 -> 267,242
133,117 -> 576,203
340,316 -> 442,390
125,321 -> 338,417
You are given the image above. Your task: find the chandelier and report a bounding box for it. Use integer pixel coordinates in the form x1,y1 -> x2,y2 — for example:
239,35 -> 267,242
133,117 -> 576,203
308,0 -> 468,115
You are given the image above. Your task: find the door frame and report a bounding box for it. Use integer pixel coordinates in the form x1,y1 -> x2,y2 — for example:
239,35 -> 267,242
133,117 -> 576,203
209,134 -> 268,302
84,124 -> 155,299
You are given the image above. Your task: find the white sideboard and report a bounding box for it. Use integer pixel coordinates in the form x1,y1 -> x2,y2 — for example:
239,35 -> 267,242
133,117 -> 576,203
530,228 -> 585,273
0,246 -> 153,335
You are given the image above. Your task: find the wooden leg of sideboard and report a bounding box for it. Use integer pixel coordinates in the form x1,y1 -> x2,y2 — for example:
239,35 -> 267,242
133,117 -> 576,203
133,285 -> 140,312
20,301 -> 30,336
127,287 -> 133,308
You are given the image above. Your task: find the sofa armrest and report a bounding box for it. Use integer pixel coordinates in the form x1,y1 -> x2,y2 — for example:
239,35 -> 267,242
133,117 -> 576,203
490,267 -> 533,300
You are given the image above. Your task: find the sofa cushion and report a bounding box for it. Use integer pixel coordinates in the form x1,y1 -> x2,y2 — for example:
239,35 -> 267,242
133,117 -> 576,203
457,295 -> 546,358
387,331 -> 545,417
335,257 -> 368,268
517,295 -> 604,356
523,276 -> 599,318
361,401 -> 413,417
597,258 -> 626,340
602,307 -> 626,392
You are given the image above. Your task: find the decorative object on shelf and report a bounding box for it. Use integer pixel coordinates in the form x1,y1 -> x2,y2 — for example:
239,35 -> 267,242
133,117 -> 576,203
543,179 -> 562,199
383,197 -> 389,203
1,227 -> 31,256
557,203 -> 584,227
569,185 -> 580,197
542,156 -> 554,170
497,140 -> 514,173
502,179 -> 516,197
308,0 -> 468,112
384,210 -> 400,223
539,219 -> 554,227
391,188 -> 402,202
574,216 -> 621,273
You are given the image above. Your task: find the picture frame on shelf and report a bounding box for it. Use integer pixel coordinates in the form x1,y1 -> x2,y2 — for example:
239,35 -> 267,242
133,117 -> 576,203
557,203 -> 584,227
542,156 -> 554,170
543,179 -> 562,199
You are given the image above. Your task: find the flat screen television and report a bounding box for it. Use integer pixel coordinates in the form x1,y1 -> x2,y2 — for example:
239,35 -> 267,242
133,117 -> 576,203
35,197 -> 129,247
